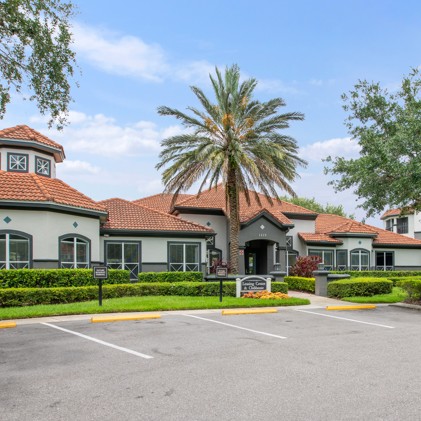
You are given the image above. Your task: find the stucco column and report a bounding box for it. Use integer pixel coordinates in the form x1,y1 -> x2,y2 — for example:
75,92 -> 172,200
313,269 -> 330,297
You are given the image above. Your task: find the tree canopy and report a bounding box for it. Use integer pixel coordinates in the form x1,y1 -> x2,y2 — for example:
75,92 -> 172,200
278,195 -> 354,218
0,0 -> 77,129
157,64 -> 306,273
325,68 -> 421,217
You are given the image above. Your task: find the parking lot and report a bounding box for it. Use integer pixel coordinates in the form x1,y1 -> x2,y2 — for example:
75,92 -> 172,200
1,305 -> 421,421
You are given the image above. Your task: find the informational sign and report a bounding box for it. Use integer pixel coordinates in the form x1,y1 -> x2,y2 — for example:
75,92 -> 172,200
236,276 -> 271,297
93,266 -> 108,279
216,266 -> 228,277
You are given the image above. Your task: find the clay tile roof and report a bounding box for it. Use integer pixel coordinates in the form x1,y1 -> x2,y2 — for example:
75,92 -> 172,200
133,193 -> 193,214
173,185 -> 315,225
0,171 -> 106,213
100,198 -> 213,233
0,125 -> 64,152
373,226 -> 421,246
298,233 -> 343,244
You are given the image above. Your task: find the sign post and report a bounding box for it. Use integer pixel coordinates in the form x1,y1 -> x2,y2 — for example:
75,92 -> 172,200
216,266 -> 228,302
93,266 -> 108,306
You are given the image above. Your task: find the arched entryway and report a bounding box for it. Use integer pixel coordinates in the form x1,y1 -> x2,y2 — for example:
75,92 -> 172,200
244,239 -> 275,275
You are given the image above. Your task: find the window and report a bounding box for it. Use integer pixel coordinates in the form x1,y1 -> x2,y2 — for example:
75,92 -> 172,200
286,250 -> 298,273
336,250 -> 348,270
385,219 -> 394,232
350,249 -> 370,271
396,217 -> 408,234
376,251 -> 394,271
35,156 -> 51,177
169,242 -> 200,272
8,153 -> 28,172
207,248 -> 222,274
286,236 -> 293,249
0,232 -> 31,269
60,236 -> 90,268
309,249 -> 334,270
106,242 -> 140,280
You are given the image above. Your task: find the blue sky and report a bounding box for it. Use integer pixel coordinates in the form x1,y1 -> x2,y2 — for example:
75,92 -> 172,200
4,0 -> 421,226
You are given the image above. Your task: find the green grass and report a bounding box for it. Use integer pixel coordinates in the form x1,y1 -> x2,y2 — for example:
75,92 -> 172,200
341,287 -> 408,304
0,295 -> 310,320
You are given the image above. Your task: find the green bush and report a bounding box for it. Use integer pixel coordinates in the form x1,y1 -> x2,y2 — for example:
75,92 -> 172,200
138,271 -> 203,283
397,279 -> 421,301
327,277 -> 393,298
388,276 -> 421,286
0,281 -> 288,307
0,269 -> 130,288
285,276 -> 315,293
331,270 -> 421,278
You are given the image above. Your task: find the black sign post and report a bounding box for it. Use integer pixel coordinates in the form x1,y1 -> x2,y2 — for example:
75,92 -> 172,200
93,266 -> 108,306
216,267 -> 228,302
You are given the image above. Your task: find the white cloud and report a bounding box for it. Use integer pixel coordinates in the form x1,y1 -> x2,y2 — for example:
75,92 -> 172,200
73,23 -> 167,82
300,137 -> 360,162
256,78 -> 301,95
58,160 -> 100,175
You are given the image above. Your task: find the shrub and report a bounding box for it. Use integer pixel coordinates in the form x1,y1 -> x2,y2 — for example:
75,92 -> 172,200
330,270 -> 421,278
387,276 -> 421,286
397,279 -> 421,301
327,277 -> 393,298
137,271 -> 203,283
0,281 -> 288,307
289,256 -> 322,278
0,269 -> 130,289
285,276 -> 315,293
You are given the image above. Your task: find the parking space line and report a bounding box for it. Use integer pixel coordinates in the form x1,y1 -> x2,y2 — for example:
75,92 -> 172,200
295,309 -> 395,329
41,322 -> 154,359
182,314 -> 287,339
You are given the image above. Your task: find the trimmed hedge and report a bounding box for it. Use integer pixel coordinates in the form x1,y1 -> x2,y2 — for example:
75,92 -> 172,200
285,276 -> 315,293
331,270 -> 421,278
0,269 -> 130,289
397,279 -> 421,301
138,271 -> 203,283
388,276 -> 421,286
0,281 -> 288,307
327,277 -> 393,298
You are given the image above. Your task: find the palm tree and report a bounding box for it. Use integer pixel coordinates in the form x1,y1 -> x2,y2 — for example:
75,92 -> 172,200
156,64 -> 306,274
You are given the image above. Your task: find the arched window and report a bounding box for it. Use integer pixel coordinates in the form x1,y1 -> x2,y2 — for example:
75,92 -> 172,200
59,235 -> 90,268
350,249 -> 370,271
0,231 -> 31,269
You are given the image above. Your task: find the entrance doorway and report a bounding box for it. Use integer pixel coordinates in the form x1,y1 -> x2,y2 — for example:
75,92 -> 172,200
244,240 -> 272,275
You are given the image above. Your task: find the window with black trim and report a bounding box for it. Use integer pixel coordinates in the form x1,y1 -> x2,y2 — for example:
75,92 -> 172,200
60,236 -> 90,268
376,251 -> 394,271
309,249 -> 334,270
35,156 -> 51,177
336,250 -> 348,270
396,217 -> 408,234
8,153 -> 28,172
105,241 -> 140,280
350,249 -> 369,271
169,242 -> 200,271
0,232 -> 31,269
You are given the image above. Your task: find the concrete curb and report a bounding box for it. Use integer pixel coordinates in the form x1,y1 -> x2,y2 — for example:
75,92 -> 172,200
91,314 -> 161,323
390,303 -> 421,312
0,321 -> 17,329
222,308 -> 278,316
326,305 -> 376,311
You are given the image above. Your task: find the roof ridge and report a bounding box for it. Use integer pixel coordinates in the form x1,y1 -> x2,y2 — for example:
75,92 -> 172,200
31,173 -> 53,201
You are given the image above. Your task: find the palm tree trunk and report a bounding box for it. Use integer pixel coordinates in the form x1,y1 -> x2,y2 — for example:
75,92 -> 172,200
227,172 -> 240,274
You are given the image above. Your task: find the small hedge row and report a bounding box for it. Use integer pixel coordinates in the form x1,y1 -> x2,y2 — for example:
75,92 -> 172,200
0,281 -> 288,307
137,271 -> 203,283
396,279 -> 421,301
388,276 -> 421,286
285,276 -> 315,293
327,278 -> 393,298
0,269 -> 130,289
331,270 -> 421,278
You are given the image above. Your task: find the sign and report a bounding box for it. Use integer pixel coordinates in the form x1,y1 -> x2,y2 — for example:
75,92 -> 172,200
236,275 -> 271,297
216,266 -> 228,277
93,266 -> 108,279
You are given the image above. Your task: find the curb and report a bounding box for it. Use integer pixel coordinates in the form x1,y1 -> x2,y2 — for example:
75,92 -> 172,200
222,308 -> 278,316
390,303 -> 421,312
0,321 -> 17,329
326,305 -> 376,311
91,314 -> 161,323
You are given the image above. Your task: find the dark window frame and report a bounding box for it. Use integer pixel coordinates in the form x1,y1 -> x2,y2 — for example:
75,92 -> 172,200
167,241 -> 201,272
59,233 -> 91,269
7,152 -> 29,173
35,155 -> 51,177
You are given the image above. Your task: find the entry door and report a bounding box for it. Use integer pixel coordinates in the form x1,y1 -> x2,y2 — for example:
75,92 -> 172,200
246,252 -> 257,275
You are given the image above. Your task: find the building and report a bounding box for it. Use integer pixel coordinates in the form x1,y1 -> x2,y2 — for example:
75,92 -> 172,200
381,209 -> 421,239
2,124 -> 421,278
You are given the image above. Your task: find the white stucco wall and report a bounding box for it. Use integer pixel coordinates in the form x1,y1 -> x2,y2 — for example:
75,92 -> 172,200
1,147 -> 57,178
0,209 -> 100,262
388,248 -> 421,267
287,219 -> 316,255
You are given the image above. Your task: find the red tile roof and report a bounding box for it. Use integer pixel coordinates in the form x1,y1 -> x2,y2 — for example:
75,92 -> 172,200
0,125 -> 64,154
100,198 -> 214,233
298,233 -> 342,244
381,209 -> 402,219
133,193 -> 193,214
0,171 -> 106,213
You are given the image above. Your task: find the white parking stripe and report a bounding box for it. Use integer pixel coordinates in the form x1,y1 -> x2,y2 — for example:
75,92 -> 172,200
41,322 -> 154,359
182,314 -> 287,339
295,309 -> 395,329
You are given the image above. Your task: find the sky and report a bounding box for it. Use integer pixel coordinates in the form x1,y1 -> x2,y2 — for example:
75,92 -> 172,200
3,0 -> 421,226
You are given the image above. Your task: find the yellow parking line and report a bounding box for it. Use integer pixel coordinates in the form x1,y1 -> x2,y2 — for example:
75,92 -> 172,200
91,314 -> 161,323
326,305 -> 376,311
0,321 -> 17,329
222,308 -> 278,316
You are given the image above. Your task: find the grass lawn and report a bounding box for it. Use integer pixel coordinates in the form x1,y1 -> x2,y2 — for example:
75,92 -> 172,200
0,295 -> 310,320
341,287 -> 408,304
